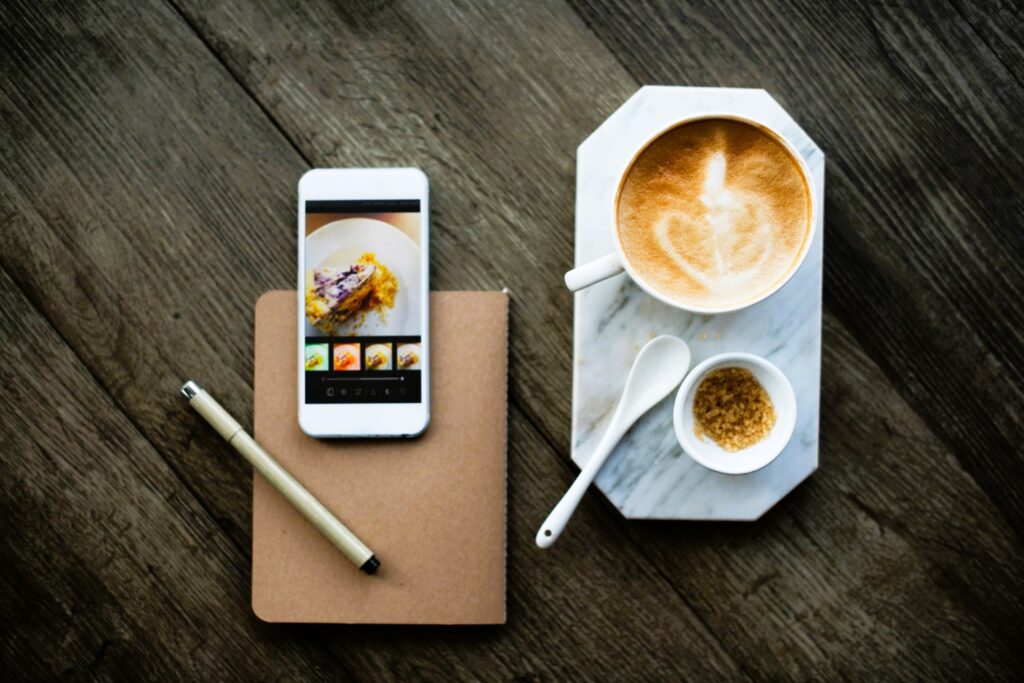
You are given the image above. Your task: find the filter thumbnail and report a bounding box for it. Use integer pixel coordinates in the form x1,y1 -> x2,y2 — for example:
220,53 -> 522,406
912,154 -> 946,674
333,343 -> 361,371
396,343 -> 421,369
364,343 -> 392,370
304,343 -> 329,371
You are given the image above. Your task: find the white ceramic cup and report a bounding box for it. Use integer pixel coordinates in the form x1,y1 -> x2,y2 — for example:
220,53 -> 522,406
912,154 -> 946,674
673,353 -> 796,475
564,112 -> 818,315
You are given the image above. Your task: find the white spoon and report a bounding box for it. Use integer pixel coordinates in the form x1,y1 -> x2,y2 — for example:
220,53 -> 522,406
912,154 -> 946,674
536,335 -> 691,548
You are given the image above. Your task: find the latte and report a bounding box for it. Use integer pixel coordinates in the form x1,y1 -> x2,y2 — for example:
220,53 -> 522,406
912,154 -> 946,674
616,118 -> 812,310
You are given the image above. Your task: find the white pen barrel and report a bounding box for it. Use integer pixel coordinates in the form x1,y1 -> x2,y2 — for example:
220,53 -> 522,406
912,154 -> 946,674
229,430 -> 374,568
182,382 -> 375,572
188,391 -> 244,440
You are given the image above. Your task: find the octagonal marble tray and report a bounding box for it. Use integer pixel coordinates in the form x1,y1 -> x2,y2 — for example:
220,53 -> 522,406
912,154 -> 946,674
570,86 -> 824,520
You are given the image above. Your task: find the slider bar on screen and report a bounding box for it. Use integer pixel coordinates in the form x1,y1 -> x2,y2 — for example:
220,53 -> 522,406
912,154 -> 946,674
324,377 -> 403,381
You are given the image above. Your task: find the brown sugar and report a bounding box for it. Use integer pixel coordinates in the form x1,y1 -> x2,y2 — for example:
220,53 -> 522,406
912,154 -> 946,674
693,367 -> 776,451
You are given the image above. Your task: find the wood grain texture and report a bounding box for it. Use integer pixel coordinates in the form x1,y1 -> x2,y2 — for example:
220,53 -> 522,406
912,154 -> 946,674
0,0 -> 738,679
0,0 -> 302,554
0,270 -> 351,679
166,0 -> 635,450
1,0 -> 1022,679
949,0 -> 1024,85
622,314 -> 1024,678
166,6 -> 1024,673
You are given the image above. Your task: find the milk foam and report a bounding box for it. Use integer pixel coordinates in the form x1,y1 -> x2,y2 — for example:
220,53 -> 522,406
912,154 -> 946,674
617,119 -> 811,309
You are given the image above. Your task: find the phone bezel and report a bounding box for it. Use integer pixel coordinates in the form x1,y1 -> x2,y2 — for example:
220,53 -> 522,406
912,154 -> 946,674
297,168 -> 430,438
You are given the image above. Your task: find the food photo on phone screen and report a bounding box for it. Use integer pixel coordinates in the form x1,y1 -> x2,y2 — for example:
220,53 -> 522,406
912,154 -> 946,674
302,200 -> 423,404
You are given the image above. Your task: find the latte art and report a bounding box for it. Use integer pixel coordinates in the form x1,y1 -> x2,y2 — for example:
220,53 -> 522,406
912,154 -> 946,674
652,150 -> 777,296
617,119 -> 811,309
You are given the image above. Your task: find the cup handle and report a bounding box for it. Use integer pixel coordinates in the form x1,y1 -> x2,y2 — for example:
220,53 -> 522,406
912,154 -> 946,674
564,252 -> 624,291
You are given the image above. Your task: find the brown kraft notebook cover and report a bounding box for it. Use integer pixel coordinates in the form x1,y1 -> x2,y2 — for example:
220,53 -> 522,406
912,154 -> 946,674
252,290 -> 507,624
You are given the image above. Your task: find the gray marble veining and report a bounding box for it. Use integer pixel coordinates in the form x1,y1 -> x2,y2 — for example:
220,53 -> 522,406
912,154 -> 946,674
570,87 -> 824,520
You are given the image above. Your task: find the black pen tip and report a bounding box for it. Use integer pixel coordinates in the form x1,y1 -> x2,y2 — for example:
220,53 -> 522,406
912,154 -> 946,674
360,556 -> 380,575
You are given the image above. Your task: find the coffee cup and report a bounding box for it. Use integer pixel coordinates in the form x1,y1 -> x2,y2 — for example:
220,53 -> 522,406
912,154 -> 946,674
565,112 -> 817,315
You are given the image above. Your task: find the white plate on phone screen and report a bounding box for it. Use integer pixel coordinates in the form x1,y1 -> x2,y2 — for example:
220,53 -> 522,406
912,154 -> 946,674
303,218 -> 421,336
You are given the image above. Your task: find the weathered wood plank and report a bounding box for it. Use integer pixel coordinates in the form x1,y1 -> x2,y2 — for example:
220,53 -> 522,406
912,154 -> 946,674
171,0 -> 1024,554
0,189 -> 747,677
620,313 -> 1024,678
0,0 -> 303,553
0,1 -> 750,679
167,0 -> 638,450
494,402 -> 744,680
2,0 -> 1023,679
949,0 -> 1024,86
0,250 -> 745,680
566,0 -> 1024,535
0,268 -> 349,679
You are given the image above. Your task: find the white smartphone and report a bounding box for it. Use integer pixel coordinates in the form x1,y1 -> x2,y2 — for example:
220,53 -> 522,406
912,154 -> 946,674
297,168 -> 429,438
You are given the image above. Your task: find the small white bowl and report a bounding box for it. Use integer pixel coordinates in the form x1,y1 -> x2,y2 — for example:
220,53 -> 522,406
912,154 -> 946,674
673,353 -> 797,475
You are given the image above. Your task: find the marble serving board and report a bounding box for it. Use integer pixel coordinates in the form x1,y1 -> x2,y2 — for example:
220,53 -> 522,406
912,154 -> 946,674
570,87 -> 824,520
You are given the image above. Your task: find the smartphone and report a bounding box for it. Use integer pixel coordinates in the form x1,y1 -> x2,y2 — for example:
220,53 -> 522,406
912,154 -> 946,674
297,168 -> 429,438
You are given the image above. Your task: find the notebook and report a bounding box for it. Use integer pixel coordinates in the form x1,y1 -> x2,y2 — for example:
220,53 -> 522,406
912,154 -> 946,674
251,290 -> 507,624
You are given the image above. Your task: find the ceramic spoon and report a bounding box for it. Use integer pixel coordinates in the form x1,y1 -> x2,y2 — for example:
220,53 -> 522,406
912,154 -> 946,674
536,336 -> 691,548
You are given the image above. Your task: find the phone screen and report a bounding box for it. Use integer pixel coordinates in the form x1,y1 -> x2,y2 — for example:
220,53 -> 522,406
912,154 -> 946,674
302,200 -> 423,404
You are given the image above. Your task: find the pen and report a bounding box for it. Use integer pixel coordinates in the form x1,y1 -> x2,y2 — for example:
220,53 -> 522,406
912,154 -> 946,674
180,380 -> 379,575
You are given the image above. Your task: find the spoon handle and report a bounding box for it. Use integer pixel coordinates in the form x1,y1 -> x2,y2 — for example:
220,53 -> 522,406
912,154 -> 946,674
535,421 -> 626,549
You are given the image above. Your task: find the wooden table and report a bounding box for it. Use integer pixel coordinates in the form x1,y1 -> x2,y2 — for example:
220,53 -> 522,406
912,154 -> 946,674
2,1 -> 1022,679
